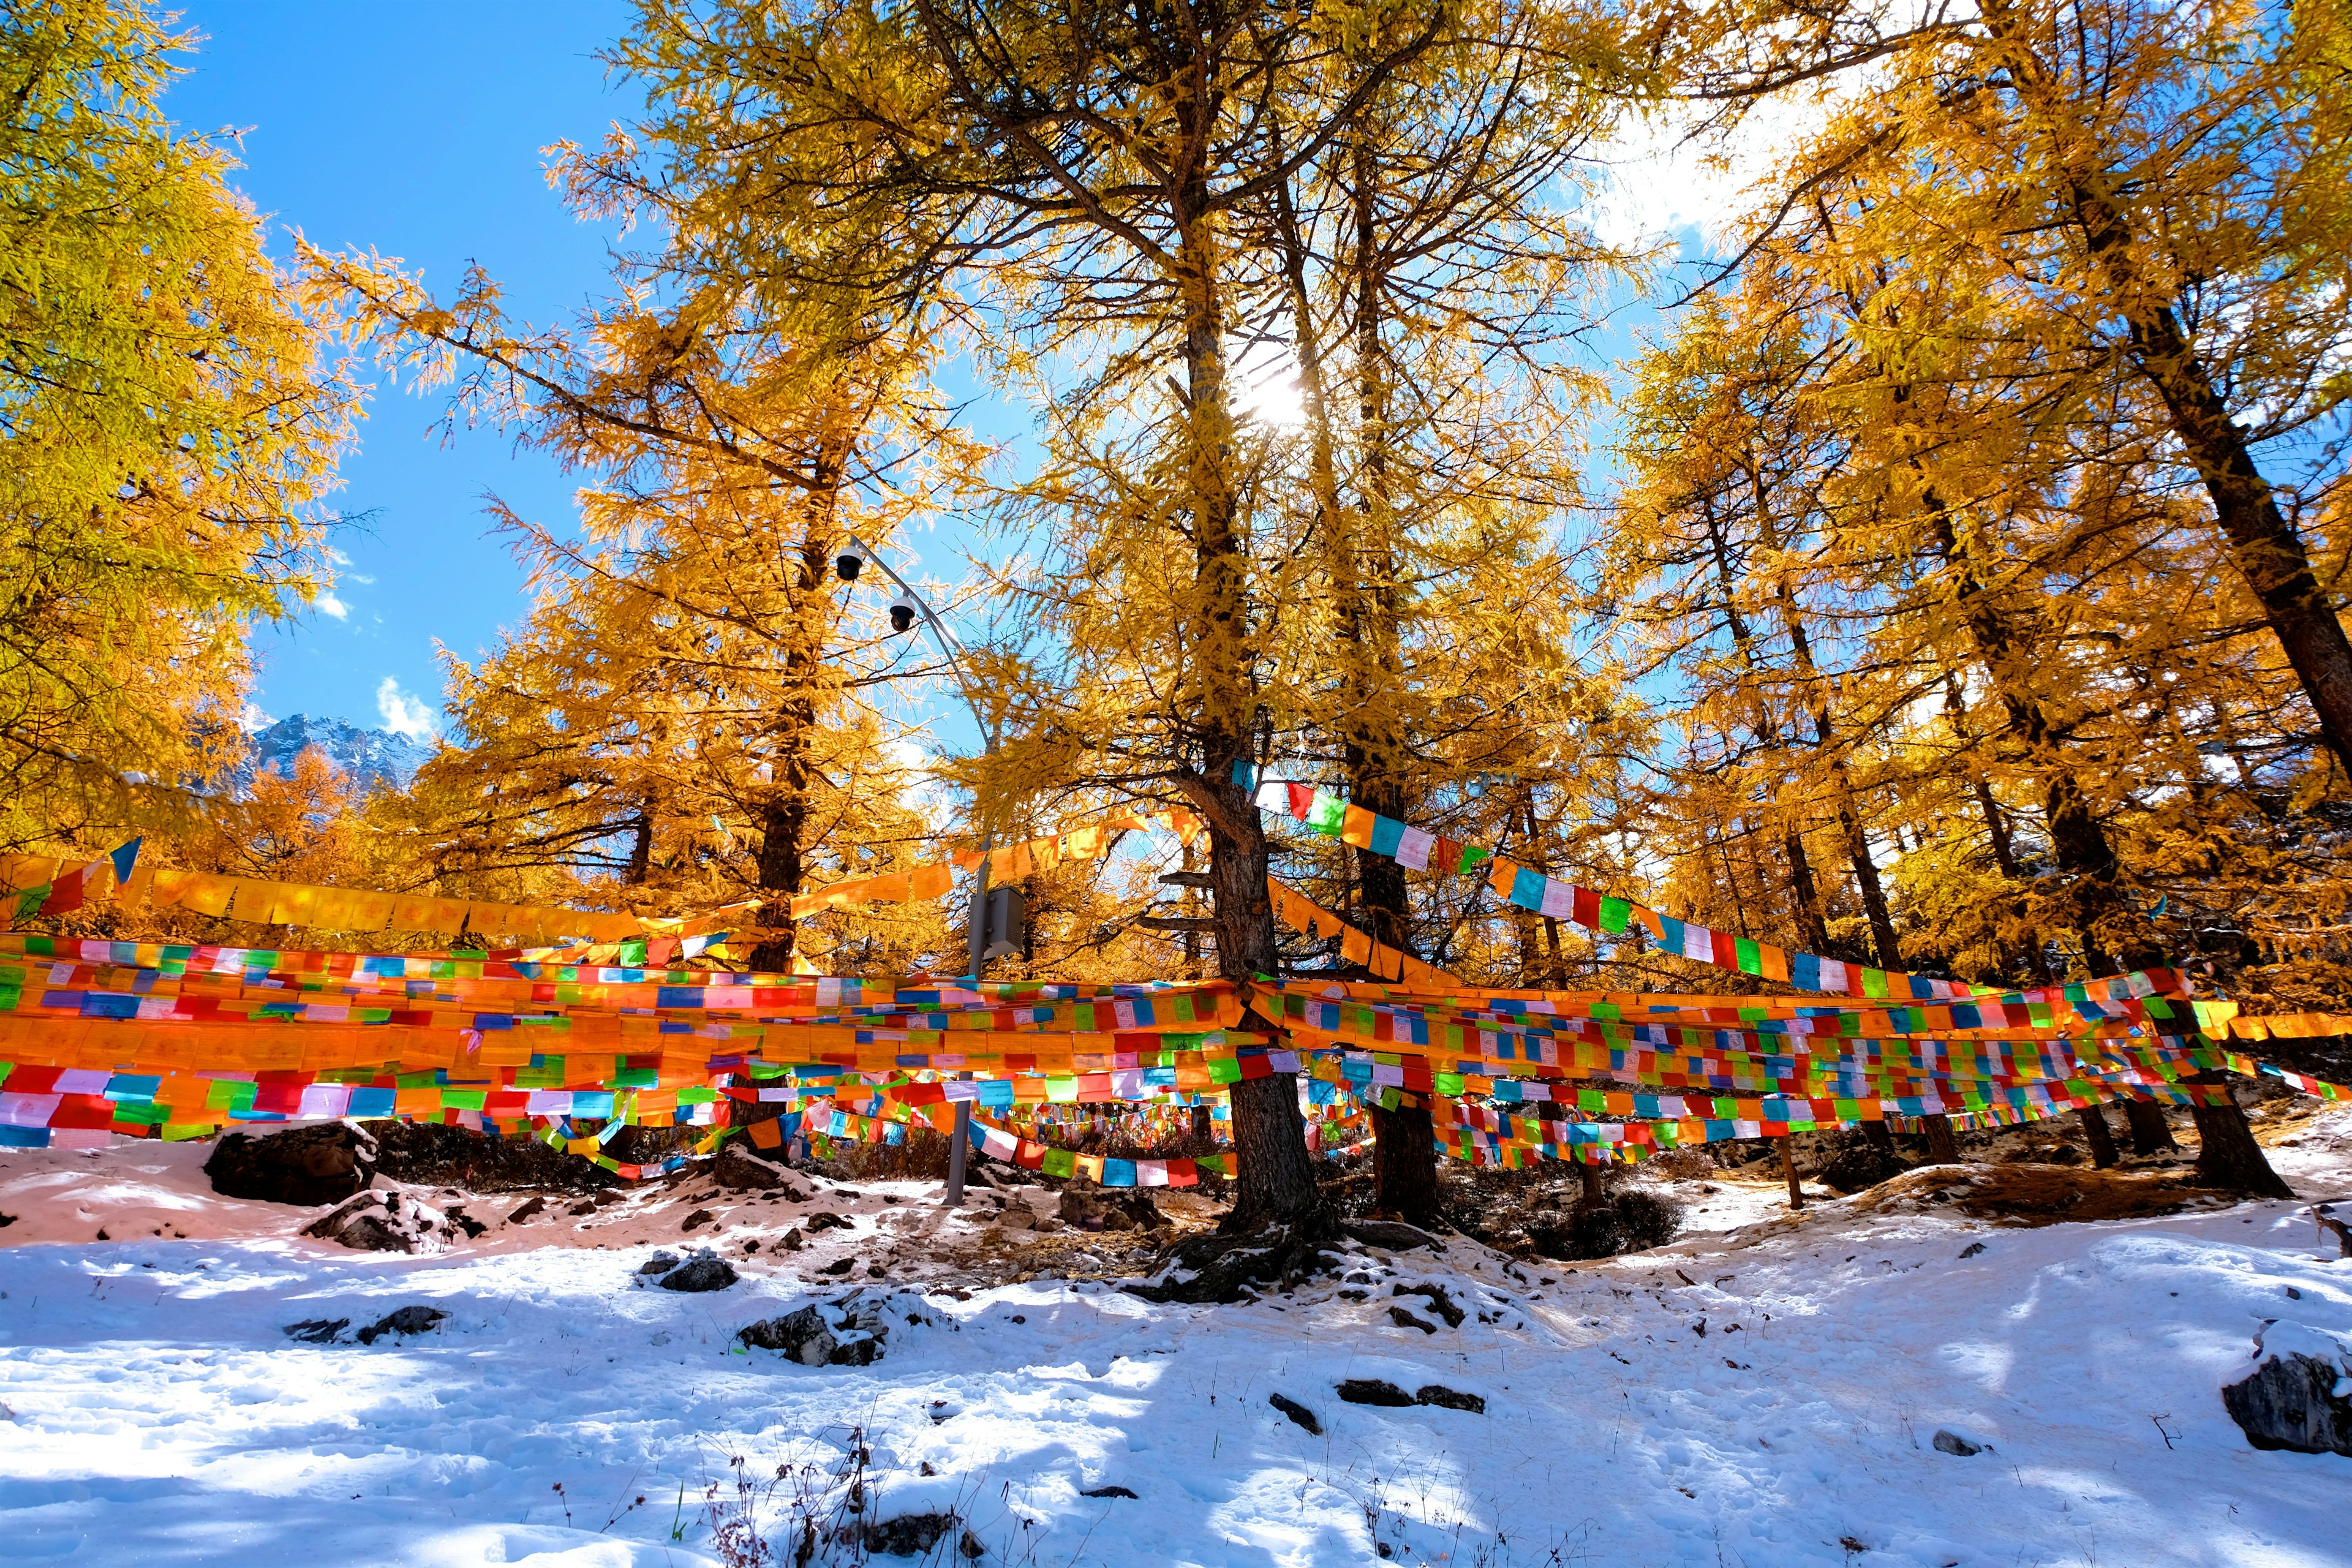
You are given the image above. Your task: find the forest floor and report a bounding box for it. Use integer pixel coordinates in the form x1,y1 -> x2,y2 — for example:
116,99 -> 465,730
2,1109 -> 2348,1567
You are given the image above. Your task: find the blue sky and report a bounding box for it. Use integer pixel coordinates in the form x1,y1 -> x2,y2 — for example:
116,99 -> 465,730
168,1 -> 644,739
170,1 -> 1012,763
167,3 -> 1700,757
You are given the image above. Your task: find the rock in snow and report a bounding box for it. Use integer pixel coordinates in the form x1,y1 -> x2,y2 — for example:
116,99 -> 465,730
203,1122 -> 375,1207
2223,1321 -> 2352,1455
1268,1393 -> 1321,1434
355,1305 -> 447,1345
656,1256 -> 737,1292
737,1290 -> 941,1365
301,1188 -> 466,1253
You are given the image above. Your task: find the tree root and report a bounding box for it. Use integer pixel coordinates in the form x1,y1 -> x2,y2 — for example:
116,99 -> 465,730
1123,1210 -> 1348,1304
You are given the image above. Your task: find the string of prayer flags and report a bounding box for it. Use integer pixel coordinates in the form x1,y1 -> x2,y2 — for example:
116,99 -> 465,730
1245,774 -> 2190,1008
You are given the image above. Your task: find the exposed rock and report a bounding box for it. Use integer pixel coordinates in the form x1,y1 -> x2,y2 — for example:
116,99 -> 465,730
1958,1242 -> 1986,1259
1343,1219 -> 1439,1251
637,1251 -> 680,1276
1392,1281 -> 1464,1327
1337,1379 -> 1415,1408
1932,1429 -> 1985,1457
204,1122 -> 376,1207
1080,1485 -> 1138,1499
355,1305 -> 447,1345
2223,1325 -> 2352,1455
1414,1384 -> 1486,1414
282,1318 -> 349,1344
657,1256 -> 739,1292
993,1207 -> 1038,1231
1268,1393 -> 1321,1434
737,1291 -> 940,1366
804,1211 -> 855,1232
819,1257 -> 856,1276
1388,1306 -> 1437,1334
713,1146 -> 792,1191
301,1189 -> 459,1254
681,1208 -> 717,1232
371,1119 -> 616,1194
506,1196 -> 546,1224
780,1227 -> 804,1251
1057,1181 -> 1166,1234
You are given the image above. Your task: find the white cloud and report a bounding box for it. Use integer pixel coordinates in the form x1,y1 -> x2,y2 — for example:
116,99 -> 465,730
1589,96 -> 1833,252
376,677 -> 439,741
315,591 -> 350,620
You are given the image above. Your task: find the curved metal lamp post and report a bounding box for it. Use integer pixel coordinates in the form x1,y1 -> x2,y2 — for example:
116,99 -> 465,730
835,534 -> 996,1206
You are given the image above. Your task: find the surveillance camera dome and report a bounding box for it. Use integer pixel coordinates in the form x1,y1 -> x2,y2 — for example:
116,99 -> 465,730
835,552 -> 864,581
889,599 -> 917,633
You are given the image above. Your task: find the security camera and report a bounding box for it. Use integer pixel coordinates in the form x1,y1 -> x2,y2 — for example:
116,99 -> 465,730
889,595 -> 918,633
835,543 -> 867,582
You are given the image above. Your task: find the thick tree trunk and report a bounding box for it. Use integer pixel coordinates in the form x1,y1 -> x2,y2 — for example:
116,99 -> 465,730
2124,1098 -> 2177,1155
747,508 -> 840,976
1861,1118 -> 1896,1156
2075,1105 -> 2119,1169
1368,1098 -> 1439,1227
1182,198 -> 1324,1234
1780,1136 -> 1804,1209
2186,1073 -> 2293,1198
1838,799 -> 1901,970
1578,1158 -> 1605,1208
1923,1115 -> 1959,1164
1703,498 -> 1833,957
2048,157 -> 2352,776
624,808 -> 654,886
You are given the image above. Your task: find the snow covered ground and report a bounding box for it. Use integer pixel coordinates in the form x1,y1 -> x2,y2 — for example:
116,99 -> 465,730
4,1123 -> 2350,1567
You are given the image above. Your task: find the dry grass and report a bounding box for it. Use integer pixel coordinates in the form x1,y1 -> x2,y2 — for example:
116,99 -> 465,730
1850,1162 -> 2241,1226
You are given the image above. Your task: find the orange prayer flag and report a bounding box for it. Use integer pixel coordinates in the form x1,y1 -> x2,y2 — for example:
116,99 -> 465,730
910,862 -> 954,900
865,872 -> 913,903
179,874 -> 235,917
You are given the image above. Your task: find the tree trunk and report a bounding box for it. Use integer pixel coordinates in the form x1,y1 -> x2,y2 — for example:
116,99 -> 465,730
747,499 -> 842,976
1278,130 -> 1430,1229
2003,28 -> 2352,777
1183,194 -> 1323,1234
2186,1073 -> 2293,1198
1368,1098 -> 1439,1227
1923,1115 -> 1959,1164
1861,1119 -> 1896,1156
624,807 -> 654,886
1838,801 -> 1901,970
2075,1105 -> 2119,1169
1578,1158 -> 1605,1208
1779,1136 -> 1804,1209
1703,494 -> 1833,957
2124,1098 -> 2177,1155
1191,1102 -> 1213,1147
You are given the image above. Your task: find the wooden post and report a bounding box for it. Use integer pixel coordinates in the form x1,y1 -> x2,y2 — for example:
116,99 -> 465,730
1779,1136 -> 1804,1210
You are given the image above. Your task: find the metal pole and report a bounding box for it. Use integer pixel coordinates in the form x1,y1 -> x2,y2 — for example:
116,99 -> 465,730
944,827 -> 990,1208
837,537 -> 998,1211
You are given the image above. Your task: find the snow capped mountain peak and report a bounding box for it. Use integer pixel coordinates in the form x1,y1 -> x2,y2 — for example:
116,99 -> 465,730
232,713 -> 431,797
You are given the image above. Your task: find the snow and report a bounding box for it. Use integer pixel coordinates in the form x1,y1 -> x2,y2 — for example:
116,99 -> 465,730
5,1123 -> 2352,1566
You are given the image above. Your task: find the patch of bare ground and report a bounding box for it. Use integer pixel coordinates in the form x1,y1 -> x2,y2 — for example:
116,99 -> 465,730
1850,1161 -> 2242,1226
